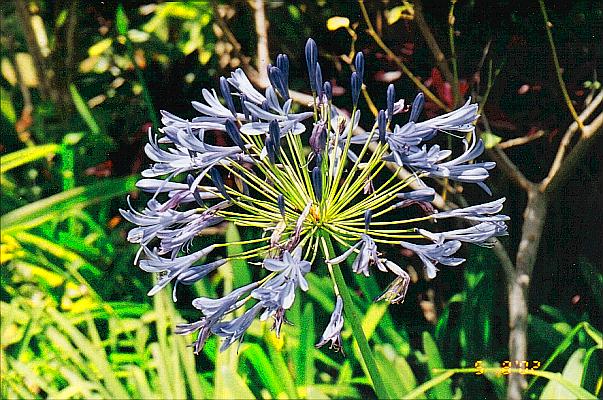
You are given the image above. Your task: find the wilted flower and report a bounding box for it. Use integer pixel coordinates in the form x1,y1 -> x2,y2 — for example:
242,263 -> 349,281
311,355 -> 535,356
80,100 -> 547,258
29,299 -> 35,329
123,38 -> 508,355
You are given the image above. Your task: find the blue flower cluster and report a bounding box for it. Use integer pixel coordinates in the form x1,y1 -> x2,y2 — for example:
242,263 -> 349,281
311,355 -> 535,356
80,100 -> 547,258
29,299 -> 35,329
122,38 -> 508,354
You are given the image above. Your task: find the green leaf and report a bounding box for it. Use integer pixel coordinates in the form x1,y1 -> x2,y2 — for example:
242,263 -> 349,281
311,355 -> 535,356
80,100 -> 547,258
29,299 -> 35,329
1,176 -> 137,234
0,143 -> 60,174
481,131 -> 503,149
69,84 -> 101,135
225,223 -> 251,288
241,343 -> 283,398
541,348 -> 586,399
374,346 -> 418,398
404,371 -> 455,399
287,5 -> 301,20
214,345 -> 254,399
1,86 -> 16,123
422,332 -> 453,399
297,302 -> 316,386
581,347 -> 602,395
46,308 -> 130,398
116,5 -> 129,36
361,302 -> 388,340
533,368 -> 597,399
266,331 -> 298,398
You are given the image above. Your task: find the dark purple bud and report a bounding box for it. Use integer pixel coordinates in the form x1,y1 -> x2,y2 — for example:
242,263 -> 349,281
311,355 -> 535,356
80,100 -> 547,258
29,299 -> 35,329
316,154 -> 323,168
409,92 -> 425,123
378,110 -> 387,144
225,119 -> 246,151
311,166 -> 322,201
240,94 -> 251,120
261,100 -> 270,111
323,81 -> 332,101
277,194 -> 286,217
187,174 -> 205,207
305,38 -> 318,92
219,77 -> 236,116
276,54 -> 289,89
309,121 -> 327,154
209,167 -> 231,201
265,136 -> 276,164
315,63 -> 323,99
268,120 -> 281,158
354,52 -> 365,84
241,180 -> 250,196
387,84 -> 395,123
269,66 -> 289,101
351,72 -> 361,108
364,209 -> 372,231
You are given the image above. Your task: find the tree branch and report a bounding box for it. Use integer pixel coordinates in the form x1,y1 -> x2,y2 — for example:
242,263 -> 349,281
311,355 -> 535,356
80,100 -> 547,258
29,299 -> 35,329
357,0 -> 451,112
544,115 -> 603,196
489,146 -> 533,191
251,0 -> 269,86
541,89 -> 603,189
14,0 -> 53,103
498,130 -> 545,150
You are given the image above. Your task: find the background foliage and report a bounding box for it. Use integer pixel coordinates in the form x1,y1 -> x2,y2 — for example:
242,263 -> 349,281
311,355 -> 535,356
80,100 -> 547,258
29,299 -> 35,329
1,1 -> 601,399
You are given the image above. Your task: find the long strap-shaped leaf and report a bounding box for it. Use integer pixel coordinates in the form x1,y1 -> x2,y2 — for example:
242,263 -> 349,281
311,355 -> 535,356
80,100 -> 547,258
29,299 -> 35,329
1,176 -> 137,234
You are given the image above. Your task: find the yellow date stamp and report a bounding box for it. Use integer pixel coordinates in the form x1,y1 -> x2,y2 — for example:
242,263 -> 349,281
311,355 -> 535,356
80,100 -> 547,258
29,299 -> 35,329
474,360 -> 541,375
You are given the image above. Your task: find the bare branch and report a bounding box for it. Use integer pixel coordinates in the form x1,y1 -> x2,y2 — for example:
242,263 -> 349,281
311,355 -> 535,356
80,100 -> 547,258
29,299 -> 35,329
544,114 -> 603,196
357,0 -> 451,112
489,146 -> 533,191
541,89 -> 603,190
498,130 -> 545,150
14,0 -> 53,102
251,0 -> 270,86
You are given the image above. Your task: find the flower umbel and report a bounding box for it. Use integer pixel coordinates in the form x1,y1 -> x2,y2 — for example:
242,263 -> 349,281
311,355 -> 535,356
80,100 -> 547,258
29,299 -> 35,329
123,38 -> 508,355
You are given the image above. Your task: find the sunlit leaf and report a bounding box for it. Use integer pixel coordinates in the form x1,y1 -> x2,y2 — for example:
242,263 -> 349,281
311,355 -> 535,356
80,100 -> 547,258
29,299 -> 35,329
326,16 -> 350,31
0,86 -> 16,123
481,131 -> 503,149
422,332 -> 453,399
386,2 -> 415,25
0,144 -> 60,174
88,38 -> 113,57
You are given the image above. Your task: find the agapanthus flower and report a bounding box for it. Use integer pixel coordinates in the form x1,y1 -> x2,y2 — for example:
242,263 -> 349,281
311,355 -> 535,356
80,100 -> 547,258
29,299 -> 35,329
316,295 -> 345,353
123,38 -> 508,355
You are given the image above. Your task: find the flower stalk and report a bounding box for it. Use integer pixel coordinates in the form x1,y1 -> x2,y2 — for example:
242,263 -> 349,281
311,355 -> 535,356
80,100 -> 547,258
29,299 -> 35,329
320,230 -> 390,399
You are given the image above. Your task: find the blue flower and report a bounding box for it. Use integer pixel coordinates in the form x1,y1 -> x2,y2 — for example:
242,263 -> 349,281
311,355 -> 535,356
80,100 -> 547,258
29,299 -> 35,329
400,240 -> 465,279
433,198 -> 509,222
211,303 -> 264,351
139,245 -> 216,300
328,234 -> 387,277
263,247 -> 311,291
316,295 -> 345,353
419,221 -> 508,247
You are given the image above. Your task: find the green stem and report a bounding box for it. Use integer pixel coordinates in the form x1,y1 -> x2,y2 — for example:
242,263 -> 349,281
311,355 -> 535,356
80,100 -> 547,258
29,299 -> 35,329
448,0 -> 460,108
538,0 -> 584,131
320,231 -> 390,399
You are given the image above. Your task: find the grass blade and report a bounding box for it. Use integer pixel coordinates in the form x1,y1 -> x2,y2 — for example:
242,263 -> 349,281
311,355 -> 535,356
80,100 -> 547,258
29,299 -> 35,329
0,144 -> 60,174
1,176 -> 137,234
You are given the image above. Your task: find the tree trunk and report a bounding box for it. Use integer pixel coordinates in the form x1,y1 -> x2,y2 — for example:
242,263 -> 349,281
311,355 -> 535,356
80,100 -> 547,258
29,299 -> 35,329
507,188 -> 548,400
